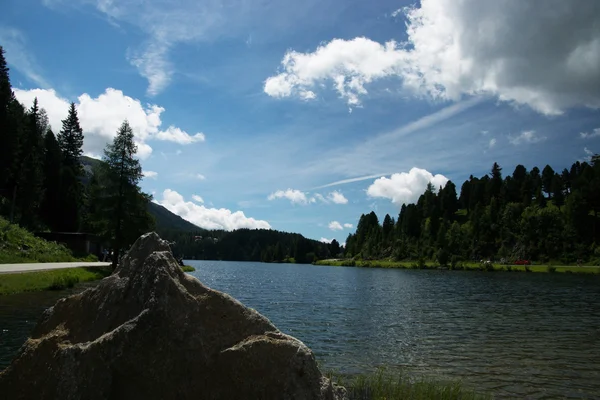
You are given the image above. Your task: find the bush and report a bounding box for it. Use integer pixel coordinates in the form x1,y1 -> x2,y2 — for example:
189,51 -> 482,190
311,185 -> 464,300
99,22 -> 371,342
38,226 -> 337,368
524,265 -> 532,272
547,265 -> 557,273
181,265 -> 195,272
437,249 -> 450,267
49,274 -> 80,290
450,255 -> 462,270
417,257 -> 426,269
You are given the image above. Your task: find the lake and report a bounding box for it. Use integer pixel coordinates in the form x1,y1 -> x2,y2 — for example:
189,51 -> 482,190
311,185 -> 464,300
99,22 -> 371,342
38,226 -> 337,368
1,261 -> 600,398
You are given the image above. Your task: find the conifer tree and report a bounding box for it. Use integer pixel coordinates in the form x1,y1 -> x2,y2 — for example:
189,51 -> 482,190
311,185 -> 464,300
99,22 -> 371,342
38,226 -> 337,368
57,102 -> 85,231
91,120 -> 154,267
40,130 -> 63,230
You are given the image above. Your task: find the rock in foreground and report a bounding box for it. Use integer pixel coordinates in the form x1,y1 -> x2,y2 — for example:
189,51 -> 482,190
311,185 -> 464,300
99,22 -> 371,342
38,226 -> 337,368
0,232 -> 347,400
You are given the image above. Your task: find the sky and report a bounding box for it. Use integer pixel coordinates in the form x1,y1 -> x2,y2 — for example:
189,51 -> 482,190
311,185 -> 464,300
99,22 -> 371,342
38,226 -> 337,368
1,0 -> 599,244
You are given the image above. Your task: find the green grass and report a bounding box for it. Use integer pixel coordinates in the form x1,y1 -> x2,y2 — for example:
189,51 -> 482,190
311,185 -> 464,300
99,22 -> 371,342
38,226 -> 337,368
315,259 -> 600,274
0,266 -> 112,295
0,216 -> 79,263
181,265 -> 195,272
328,370 -> 491,400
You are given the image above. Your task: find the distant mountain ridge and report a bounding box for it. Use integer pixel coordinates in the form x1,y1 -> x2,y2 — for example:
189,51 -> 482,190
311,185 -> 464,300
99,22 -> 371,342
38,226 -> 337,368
80,156 -> 203,234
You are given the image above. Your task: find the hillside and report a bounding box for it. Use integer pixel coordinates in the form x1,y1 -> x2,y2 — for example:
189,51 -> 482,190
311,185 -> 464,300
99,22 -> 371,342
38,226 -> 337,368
80,156 -> 202,234
0,216 -> 79,263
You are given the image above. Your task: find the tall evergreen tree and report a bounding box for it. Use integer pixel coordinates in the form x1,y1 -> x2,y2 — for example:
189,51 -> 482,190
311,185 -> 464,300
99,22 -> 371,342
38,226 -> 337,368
57,102 -> 85,231
40,130 -> 63,230
542,165 -> 555,198
15,99 -> 45,228
91,120 -> 154,267
0,46 -> 13,191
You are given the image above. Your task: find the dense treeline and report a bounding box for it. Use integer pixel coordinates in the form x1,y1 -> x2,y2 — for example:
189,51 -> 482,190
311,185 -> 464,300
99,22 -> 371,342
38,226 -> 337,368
0,46 -> 153,263
162,229 -> 339,264
345,159 -> 600,265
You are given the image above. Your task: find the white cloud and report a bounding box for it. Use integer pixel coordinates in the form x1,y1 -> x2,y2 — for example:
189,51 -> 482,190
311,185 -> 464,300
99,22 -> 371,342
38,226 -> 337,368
367,167 -> 449,205
343,223 -> 353,229
328,191 -> 348,204
328,221 -> 343,231
508,130 -> 547,145
127,42 -> 172,97
489,138 -> 497,148
154,126 -> 205,144
320,237 -> 334,243
390,8 -> 402,18
191,195 -> 204,204
265,0 -> 600,114
196,173 -> 207,180
584,147 -> 594,156
268,189 -> 309,205
13,87 -> 204,160
156,189 -> 271,231
580,128 -> 600,139
0,27 -> 50,88
143,170 -> 158,179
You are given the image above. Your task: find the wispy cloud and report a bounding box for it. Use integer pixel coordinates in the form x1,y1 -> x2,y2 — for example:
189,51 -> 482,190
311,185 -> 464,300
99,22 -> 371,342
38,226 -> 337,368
508,130 -> 547,145
0,27 -> 50,88
580,128 -> 600,139
489,138 -> 497,148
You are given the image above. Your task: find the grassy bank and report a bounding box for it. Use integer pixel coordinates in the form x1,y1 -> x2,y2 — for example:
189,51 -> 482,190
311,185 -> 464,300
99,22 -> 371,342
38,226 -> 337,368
181,265 -> 195,272
315,259 -> 600,274
0,267 -> 112,295
0,216 -> 97,263
329,370 -> 491,400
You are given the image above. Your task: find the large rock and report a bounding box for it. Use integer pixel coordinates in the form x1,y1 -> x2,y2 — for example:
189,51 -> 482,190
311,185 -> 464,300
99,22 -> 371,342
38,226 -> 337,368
0,232 -> 347,400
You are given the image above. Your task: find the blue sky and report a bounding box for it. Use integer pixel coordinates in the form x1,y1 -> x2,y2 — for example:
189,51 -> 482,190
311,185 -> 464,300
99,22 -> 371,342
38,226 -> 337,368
1,0 -> 599,243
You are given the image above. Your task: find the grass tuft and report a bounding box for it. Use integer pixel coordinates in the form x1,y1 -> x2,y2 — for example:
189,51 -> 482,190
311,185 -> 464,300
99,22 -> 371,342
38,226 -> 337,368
327,369 -> 491,400
181,265 -> 195,272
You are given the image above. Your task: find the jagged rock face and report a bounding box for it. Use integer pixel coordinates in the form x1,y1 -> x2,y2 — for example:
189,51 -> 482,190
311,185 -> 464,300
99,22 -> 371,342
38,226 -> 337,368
0,232 -> 347,400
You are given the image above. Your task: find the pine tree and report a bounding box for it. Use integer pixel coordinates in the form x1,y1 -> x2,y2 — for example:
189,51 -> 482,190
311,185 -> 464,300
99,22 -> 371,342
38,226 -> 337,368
92,120 -> 154,267
0,46 -> 13,191
40,130 -> 63,230
15,99 -> 45,228
542,165 -> 555,198
57,102 -> 85,231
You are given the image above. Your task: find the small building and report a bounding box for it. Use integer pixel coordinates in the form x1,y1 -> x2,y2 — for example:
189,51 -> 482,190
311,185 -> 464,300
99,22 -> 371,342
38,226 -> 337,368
34,232 -> 106,258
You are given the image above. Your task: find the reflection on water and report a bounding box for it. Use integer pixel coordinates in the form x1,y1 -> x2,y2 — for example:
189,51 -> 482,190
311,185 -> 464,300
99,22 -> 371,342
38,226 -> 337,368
1,262 -> 599,398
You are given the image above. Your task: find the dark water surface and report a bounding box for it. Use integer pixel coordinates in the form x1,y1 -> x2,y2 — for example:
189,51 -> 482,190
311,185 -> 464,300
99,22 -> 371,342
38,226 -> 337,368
1,262 -> 599,398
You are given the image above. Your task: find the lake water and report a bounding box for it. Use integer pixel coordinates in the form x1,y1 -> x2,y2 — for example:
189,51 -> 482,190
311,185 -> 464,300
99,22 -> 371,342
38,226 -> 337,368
1,262 -> 600,398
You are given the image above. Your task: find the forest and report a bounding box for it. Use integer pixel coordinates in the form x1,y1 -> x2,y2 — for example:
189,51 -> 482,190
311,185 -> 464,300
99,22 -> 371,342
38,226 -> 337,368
344,159 -> 600,265
0,46 -> 154,263
161,228 -> 336,264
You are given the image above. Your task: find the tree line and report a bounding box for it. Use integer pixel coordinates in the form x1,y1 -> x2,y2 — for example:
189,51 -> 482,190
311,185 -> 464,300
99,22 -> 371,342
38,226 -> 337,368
0,46 -> 153,265
160,228 -> 337,264
345,159 -> 600,265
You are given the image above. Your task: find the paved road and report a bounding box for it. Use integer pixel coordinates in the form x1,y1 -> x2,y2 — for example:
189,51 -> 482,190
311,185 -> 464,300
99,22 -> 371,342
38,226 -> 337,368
0,262 -> 111,274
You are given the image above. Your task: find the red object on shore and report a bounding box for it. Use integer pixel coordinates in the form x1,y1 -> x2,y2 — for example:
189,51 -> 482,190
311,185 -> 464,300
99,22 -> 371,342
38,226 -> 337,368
514,259 -> 531,265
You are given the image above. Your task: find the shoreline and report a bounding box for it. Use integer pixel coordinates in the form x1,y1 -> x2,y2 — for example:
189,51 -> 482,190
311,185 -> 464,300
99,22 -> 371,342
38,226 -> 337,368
315,259 -> 600,274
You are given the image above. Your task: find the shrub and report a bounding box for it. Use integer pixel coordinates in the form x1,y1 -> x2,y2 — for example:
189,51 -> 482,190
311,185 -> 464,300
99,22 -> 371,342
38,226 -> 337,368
417,257 -> 426,269
437,249 -> 450,267
547,265 -> 557,273
450,255 -> 462,270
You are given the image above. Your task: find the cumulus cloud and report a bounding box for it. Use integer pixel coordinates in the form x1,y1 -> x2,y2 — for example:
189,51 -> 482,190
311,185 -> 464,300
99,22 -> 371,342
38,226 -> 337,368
191,195 -> 204,203
143,170 -> 158,179
367,167 -> 449,205
328,191 -> 348,204
156,189 -> 271,231
13,88 -> 204,160
265,0 -> 600,114
580,128 -> 600,139
268,189 -> 309,205
320,237 -> 334,244
508,130 -> 547,145
328,221 -> 343,231
343,223 -> 353,229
